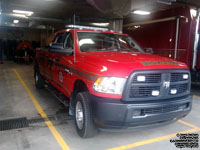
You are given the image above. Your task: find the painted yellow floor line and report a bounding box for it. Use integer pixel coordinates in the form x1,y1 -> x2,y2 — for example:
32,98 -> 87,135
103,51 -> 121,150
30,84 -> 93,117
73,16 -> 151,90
13,69 -> 70,150
178,120 -> 200,129
193,95 -> 200,99
107,128 -> 200,150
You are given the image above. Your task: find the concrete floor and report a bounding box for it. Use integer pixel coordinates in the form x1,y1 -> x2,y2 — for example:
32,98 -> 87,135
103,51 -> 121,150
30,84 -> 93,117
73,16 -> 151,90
0,61 -> 199,150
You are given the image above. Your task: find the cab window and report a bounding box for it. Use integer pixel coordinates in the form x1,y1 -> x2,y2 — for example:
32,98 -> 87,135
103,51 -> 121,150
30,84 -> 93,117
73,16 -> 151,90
64,33 -> 74,50
54,33 -> 66,44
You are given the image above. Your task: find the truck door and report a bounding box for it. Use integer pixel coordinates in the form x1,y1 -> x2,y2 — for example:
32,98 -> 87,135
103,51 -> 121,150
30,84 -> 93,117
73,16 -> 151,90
52,32 -> 74,97
36,49 -> 46,76
47,32 -> 67,84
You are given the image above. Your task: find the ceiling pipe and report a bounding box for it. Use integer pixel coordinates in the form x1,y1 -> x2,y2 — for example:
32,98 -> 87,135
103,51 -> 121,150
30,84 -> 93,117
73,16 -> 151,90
124,15 -> 188,27
174,17 -> 180,60
176,0 -> 200,7
192,9 -> 200,70
157,0 -> 176,5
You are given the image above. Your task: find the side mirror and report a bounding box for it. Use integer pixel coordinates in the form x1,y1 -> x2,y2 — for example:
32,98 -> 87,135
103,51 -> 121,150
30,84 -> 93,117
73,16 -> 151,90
49,43 -> 73,55
145,48 -> 153,54
50,43 -> 64,49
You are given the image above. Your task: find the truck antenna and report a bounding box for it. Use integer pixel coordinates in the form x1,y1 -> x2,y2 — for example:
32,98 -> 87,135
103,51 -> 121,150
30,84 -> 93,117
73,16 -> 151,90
73,14 -> 76,63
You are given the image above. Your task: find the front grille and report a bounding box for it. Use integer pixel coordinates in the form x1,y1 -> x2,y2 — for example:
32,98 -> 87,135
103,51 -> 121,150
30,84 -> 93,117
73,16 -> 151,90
132,74 -> 161,83
141,103 -> 188,115
170,83 -> 188,95
123,69 -> 190,101
171,73 -> 188,82
130,86 -> 160,98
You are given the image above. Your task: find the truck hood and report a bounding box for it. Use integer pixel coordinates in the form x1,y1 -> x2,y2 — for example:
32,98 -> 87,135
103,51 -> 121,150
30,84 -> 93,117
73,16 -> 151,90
79,51 -> 188,77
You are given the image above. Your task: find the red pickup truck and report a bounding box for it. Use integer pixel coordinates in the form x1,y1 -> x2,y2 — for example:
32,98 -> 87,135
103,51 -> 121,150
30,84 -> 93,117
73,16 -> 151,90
34,26 -> 192,138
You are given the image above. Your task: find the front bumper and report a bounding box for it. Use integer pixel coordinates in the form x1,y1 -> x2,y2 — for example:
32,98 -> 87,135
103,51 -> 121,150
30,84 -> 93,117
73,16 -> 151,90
89,95 -> 192,130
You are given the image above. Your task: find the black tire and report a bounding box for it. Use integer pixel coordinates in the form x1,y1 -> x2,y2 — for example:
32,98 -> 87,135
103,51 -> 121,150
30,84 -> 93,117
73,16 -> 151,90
75,92 -> 98,138
34,68 -> 44,89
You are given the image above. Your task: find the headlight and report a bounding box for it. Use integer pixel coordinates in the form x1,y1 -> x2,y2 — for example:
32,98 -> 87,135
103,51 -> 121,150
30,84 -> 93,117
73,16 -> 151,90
93,77 -> 127,94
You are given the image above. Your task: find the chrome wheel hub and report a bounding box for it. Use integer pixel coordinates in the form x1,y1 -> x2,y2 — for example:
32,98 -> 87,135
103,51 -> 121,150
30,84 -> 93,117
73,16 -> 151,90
35,73 -> 38,83
76,101 -> 84,130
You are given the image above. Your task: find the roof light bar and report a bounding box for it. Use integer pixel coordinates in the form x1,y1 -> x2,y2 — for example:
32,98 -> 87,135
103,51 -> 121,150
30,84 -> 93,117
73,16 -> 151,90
66,25 -> 108,31
13,10 -> 33,16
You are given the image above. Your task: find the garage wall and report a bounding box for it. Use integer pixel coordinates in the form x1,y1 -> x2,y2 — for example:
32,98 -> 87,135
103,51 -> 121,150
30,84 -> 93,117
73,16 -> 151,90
40,30 -> 54,47
0,26 -> 54,47
0,26 -> 40,41
124,6 -> 195,69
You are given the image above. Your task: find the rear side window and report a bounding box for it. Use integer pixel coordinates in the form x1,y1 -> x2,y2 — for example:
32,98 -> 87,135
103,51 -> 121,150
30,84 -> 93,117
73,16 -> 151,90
54,33 -> 66,44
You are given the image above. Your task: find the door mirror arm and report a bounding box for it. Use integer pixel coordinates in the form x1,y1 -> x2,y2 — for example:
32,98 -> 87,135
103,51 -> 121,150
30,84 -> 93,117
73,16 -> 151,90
145,48 -> 153,54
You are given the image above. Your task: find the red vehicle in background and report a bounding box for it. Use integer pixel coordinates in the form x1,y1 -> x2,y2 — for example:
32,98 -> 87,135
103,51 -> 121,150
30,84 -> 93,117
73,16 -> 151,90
124,6 -> 200,84
34,25 -> 192,138
14,41 -> 33,63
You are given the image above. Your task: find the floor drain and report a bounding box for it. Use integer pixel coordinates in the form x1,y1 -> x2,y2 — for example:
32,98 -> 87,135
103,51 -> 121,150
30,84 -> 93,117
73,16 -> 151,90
0,113 -> 73,131
0,117 -> 28,131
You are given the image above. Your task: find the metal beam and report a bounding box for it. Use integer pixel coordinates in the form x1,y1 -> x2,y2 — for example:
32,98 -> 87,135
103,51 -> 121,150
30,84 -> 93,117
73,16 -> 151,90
192,9 -> 200,70
124,16 -> 188,27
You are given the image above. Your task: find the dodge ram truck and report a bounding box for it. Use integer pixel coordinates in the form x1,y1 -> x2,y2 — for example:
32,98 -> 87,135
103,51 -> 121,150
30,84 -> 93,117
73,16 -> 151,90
34,25 -> 192,138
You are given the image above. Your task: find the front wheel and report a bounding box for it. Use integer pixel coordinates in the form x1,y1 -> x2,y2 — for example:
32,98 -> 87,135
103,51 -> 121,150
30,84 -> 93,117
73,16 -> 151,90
75,92 -> 98,138
34,68 -> 44,89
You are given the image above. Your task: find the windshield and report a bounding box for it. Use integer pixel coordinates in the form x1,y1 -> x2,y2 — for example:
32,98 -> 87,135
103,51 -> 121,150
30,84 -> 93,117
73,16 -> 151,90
77,32 -> 144,53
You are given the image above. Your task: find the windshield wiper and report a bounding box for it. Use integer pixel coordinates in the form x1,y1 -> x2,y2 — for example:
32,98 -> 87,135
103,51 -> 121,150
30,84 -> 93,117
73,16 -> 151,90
98,48 -> 119,51
118,48 -> 139,52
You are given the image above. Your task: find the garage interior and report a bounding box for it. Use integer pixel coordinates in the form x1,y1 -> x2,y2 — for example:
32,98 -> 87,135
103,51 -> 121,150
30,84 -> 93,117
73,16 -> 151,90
0,0 -> 200,150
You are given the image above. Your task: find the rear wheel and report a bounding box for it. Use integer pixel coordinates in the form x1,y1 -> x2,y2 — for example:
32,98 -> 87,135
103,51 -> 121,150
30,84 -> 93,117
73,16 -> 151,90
75,92 -> 97,138
34,68 -> 44,89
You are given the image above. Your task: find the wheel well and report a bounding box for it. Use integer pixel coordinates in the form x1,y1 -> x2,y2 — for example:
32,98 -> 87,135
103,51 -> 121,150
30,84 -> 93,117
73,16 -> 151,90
70,80 -> 89,114
73,80 -> 89,94
34,61 -> 39,71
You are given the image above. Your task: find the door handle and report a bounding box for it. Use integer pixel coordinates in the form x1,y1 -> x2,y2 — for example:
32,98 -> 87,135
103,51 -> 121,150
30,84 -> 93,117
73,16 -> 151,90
55,57 -> 60,62
65,68 -> 72,75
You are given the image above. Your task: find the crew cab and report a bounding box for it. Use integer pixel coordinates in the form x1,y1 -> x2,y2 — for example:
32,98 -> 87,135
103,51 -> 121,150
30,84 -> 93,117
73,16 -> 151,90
34,25 -> 192,138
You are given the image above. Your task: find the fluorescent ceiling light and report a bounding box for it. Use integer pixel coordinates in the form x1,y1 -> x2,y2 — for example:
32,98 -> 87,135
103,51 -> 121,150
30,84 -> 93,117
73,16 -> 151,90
133,10 -> 151,15
12,13 -> 28,18
13,20 -> 19,24
13,10 -> 33,16
91,23 -> 109,27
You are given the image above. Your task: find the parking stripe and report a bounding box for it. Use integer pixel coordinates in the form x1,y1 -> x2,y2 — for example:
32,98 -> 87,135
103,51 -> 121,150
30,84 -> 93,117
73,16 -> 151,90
107,128 -> 200,150
193,95 -> 200,99
178,120 -> 200,129
13,69 -> 70,150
